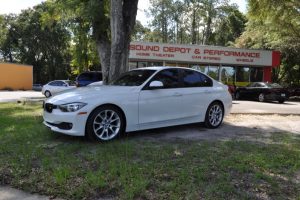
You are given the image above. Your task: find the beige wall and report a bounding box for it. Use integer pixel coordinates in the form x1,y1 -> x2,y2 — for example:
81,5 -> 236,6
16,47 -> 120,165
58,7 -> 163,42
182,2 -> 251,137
0,63 -> 33,90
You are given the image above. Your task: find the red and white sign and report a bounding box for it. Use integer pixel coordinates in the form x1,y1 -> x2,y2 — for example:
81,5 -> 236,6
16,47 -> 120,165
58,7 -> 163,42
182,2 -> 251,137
129,42 -> 280,67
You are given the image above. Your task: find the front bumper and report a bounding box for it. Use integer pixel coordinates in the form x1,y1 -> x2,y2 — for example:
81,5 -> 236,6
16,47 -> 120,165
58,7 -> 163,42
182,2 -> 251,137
43,108 -> 88,136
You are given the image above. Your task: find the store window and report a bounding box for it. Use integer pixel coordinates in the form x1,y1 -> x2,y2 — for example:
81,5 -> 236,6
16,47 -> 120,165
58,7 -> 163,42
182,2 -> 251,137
190,64 -> 208,74
147,62 -> 163,67
138,62 -> 147,68
129,62 -> 138,70
165,62 -> 177,67
220,66 -> 235,85
236,67 -> 250,83
250,67 -> 263,82
208,66 -> 219,80
177,63 -> 188,67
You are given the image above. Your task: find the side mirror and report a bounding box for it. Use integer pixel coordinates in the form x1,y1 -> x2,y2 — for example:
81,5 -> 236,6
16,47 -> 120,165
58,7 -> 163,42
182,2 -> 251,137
149,81 -> 163,89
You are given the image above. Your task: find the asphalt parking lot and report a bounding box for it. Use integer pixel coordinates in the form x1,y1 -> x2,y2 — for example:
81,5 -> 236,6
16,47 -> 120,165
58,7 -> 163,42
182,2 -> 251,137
231,100 -> 300,114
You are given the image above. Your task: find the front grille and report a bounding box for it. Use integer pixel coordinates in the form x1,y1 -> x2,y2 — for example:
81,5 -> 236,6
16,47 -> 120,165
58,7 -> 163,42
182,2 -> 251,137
45,103 -> 57,113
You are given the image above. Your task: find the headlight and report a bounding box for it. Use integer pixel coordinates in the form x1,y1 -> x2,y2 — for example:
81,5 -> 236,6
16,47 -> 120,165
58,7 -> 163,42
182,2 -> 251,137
58,102 -> 87,112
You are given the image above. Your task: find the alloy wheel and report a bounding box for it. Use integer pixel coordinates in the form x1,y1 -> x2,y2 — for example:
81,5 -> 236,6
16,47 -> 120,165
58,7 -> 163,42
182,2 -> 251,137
93,110 -> 121,141
258,93 -> 265,102
208,104 -> 223,127
45,91 -> 51,98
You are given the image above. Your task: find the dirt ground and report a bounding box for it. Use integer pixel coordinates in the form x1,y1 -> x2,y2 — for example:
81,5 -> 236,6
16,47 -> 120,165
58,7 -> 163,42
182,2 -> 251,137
128,114 -> 300,141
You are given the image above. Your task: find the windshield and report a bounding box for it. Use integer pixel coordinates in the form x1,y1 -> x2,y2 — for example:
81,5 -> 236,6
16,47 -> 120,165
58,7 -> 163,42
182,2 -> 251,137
111,69 -> 156,86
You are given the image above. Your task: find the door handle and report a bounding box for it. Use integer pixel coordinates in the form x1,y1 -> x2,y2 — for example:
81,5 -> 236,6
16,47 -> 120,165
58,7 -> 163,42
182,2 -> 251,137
173,92 -> 183,97
204,90 -> 212,94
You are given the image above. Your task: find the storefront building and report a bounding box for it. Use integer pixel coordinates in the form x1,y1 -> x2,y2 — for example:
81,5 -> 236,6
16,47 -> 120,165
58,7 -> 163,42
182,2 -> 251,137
129,42 -> 280,87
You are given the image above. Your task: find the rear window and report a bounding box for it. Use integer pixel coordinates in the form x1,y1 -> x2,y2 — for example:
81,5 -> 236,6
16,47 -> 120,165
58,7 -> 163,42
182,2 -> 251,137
181,69 -> 213,87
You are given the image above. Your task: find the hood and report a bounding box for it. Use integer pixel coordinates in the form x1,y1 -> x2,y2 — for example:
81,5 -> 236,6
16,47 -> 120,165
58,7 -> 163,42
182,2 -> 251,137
46,85 -> 139,104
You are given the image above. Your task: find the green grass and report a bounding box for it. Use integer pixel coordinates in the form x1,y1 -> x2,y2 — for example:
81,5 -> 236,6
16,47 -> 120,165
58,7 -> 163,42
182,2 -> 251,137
1,103 -> 300,199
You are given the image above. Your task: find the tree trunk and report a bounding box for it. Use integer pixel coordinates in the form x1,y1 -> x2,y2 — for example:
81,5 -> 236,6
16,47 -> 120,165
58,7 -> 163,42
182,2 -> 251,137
191,9 -> 196,44
109,0 -> 138,82
94,0 -> 138,84
96,39 -> 111,83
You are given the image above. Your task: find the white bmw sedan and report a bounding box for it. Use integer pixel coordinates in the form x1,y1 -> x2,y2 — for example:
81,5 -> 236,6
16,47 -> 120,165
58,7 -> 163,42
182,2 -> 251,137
43,67 -> 232,141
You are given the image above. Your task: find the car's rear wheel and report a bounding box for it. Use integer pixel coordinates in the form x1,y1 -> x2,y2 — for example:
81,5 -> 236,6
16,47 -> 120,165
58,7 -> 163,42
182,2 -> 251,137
205,102 -> 224,129
258,93 -> 265,102
44,90 -> 51,98
86,105 -> 125,141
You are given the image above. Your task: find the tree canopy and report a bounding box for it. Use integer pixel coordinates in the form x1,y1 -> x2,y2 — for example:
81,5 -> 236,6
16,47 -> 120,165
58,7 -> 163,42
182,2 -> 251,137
0,0 -> 299,86
236,0 -> 300,85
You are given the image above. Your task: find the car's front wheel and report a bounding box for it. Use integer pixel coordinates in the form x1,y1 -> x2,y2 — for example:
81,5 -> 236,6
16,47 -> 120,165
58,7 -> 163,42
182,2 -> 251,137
86,105 -> 125,141
204,102 -> 224,129
44,90 -> 51,98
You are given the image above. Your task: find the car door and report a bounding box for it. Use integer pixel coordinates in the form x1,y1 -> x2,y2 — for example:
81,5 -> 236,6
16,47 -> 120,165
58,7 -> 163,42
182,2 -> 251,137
47,81 -> 59,93
241,83 -> 255,98
54,81 -> 66,93
138,69 -> 184,127
254,82 -> 267,98
178,69 -> 214,120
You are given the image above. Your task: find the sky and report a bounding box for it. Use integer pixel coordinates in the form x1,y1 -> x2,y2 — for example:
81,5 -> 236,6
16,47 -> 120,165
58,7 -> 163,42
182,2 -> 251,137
0,0 -> 247,26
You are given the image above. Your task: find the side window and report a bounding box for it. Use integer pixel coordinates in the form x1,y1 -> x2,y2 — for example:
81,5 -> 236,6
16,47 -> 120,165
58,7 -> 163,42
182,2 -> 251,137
79,73 -> 93,81
49,81 -> 58,86
182,69 -> 212,87
150,69 -> 180,89
57,81 -> 65,86
200,74 -> 213,87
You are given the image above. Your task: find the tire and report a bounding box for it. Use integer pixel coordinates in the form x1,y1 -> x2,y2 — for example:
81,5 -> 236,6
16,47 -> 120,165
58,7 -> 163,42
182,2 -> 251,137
86,105 -> 125,141
204,102 -> 224,129
278,100 -> 285,104
235,91 -> 240,100
44,90 -> 52,98
258,93 -> 265,102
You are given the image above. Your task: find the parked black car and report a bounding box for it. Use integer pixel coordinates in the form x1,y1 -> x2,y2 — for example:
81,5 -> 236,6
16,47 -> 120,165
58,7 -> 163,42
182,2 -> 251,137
235,82 -> 289,103
76,71 -> 102,87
